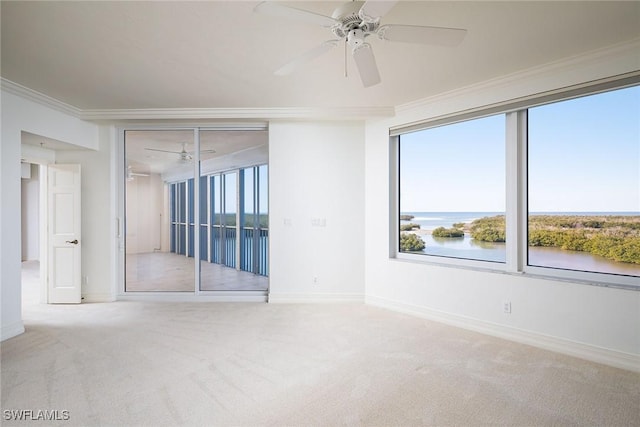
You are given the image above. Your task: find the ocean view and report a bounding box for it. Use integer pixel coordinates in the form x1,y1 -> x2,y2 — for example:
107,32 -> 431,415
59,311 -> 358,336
400,212 -> 640,276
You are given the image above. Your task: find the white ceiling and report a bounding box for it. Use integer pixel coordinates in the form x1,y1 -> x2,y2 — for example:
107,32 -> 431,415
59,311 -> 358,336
125,130 -> 268,176
2,1 -> 639,111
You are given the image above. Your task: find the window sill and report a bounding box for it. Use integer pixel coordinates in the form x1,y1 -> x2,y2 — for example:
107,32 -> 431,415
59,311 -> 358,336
391,254 -> 639,291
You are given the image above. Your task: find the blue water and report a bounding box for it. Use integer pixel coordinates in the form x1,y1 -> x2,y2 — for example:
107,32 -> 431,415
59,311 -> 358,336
400,212 -> 505,262
400,212 -> 640,275
401,212 -> 502,231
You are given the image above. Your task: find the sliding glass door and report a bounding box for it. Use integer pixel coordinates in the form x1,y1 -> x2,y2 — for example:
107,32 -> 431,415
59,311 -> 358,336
240,165 -> 269,276
198,165 -> 269,291
123,128 -> 269,293
125,130 -> 195,292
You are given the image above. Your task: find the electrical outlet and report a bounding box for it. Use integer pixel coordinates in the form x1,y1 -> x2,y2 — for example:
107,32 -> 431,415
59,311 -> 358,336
503,301 -> 511,314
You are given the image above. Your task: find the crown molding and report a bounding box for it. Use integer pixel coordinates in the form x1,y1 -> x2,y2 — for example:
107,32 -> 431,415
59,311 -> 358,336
1,78 -> 82,118
1,77 -> 394,121
79,106 -> 395,121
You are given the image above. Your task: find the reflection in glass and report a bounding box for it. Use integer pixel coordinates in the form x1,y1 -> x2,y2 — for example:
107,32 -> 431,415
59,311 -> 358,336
199,167 -> 269,291
125,129 -> 270,292
125,130 -> 195,291
223,172 -> 237,268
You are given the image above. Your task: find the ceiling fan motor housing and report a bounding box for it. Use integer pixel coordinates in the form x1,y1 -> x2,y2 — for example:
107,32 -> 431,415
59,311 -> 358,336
331,1 -> 378,39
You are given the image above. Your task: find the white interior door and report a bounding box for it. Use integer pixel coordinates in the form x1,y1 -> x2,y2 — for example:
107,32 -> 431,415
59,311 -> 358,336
48,164 -> 81,303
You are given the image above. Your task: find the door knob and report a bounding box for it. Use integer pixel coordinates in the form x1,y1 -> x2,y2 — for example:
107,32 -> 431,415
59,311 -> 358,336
66,239 -> 79,244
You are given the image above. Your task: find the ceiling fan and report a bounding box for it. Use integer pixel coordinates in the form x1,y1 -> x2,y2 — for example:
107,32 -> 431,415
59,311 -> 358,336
144,143 -> 216,162
126,165 -> 149,181
254,1 -> 467,87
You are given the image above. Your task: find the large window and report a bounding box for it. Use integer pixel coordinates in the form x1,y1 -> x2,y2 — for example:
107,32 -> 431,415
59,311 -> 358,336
399,114 -> 506,263
168,165 -> 269,281
395,81 -> 640,286
240,165 -> 269,276
528,86 -> 640,277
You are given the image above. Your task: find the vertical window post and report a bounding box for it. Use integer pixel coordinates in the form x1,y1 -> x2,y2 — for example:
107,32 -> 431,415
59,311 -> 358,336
505,110 -> 527,273
238,169 -> 245,272
193,128 -> 201,292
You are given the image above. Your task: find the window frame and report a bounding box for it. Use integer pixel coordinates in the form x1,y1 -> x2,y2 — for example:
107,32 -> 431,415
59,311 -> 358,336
396,112 -> 509,266
391,74 -> 640,290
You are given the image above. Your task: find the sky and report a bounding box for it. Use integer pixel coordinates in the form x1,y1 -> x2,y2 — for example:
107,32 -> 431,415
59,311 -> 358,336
400,85 -> 640,213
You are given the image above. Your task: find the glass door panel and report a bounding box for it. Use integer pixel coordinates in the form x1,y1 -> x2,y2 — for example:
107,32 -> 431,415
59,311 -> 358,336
210,175 -> 222,264
258,165 -> 269,276
241,167 -> 255,272
223,172 -> 237,269
124,130 -> 195,292
125,128 -> 270,293
199,175 -> 209,262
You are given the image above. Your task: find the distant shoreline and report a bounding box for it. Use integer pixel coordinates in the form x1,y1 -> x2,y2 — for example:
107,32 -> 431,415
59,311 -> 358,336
400,213 -> 640,265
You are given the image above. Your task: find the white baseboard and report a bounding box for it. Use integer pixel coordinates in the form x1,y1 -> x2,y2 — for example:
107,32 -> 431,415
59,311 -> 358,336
117,292 -> 268,303
1,321 -> 25,341
268,292 -> 364,304
366,295 -> 639,373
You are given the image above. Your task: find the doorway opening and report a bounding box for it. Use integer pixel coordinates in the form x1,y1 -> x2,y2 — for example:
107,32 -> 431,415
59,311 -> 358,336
21,162 -> 41,306
20,131 -> 87,305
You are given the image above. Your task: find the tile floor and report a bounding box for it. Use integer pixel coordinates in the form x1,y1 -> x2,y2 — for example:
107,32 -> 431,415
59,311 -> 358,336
124,252 -> 268,292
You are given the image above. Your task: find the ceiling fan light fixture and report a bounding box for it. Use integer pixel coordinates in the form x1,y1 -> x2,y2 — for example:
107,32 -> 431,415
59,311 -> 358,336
347,28 -> 366,48
352,43 -> 381,87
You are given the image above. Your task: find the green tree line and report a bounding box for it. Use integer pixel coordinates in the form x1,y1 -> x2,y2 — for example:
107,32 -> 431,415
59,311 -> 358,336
469,215 -> 640,264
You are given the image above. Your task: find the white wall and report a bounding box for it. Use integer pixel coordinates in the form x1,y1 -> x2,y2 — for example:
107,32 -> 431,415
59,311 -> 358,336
269,121 -> 365,302
363,42 -> 640,371
21,164 -> 40,261
125,174 -> 163,254
1,89 -> 102,340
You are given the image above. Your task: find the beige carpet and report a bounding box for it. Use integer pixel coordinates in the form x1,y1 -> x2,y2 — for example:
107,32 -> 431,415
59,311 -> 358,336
2,264 -> 639,426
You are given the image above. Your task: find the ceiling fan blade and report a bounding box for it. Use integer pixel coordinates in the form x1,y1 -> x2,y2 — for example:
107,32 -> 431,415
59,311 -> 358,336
378,24 -> 467,46
186,149 -> 217,154
254,2 -> 338,28
359,1 -> 398,22
275,40 -> 339,76
352,43 -> 381,88
144,148 -> 181,154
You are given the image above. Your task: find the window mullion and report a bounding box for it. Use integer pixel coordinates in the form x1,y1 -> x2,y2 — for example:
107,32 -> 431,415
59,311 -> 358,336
193,128 -> 201,293
505,110 -> 527,273
236,170 -> 241,271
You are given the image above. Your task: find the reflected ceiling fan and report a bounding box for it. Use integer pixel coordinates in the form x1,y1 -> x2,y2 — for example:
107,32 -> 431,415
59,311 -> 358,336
126,165 -> 149,181
254,0 -> 467,87
144,143 -> 216,162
